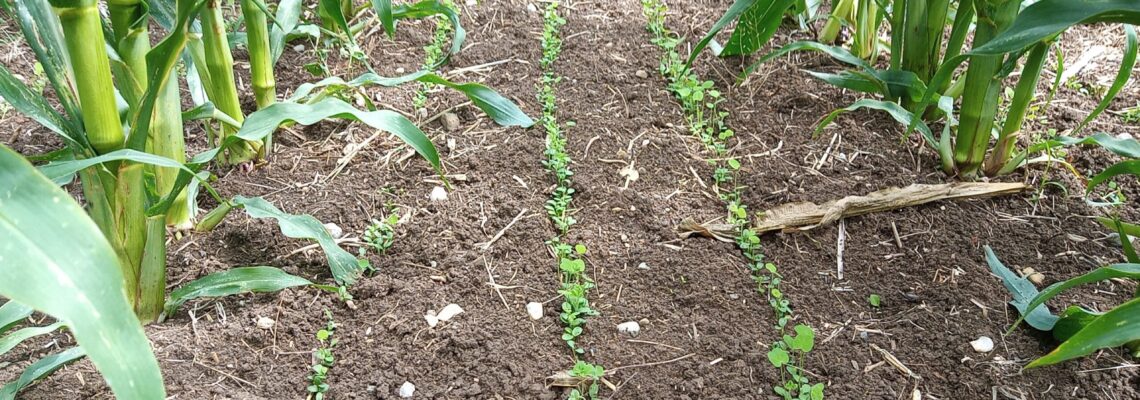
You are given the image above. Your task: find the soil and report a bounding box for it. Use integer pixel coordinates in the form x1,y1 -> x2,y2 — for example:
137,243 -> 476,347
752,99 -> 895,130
1,0 -> 1139,399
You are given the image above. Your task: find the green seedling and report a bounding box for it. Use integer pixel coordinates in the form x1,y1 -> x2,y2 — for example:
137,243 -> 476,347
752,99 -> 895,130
642,1 -> 824,397
869,294 -> 882,308
568,361 -> 605,400
361,213 -> 400,256
307,311 -> 338,400
413,0 -> 460,111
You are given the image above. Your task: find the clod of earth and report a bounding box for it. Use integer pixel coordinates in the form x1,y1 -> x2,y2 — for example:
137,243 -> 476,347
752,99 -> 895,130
753,182 -> 1028,233
442,112 -> 461,131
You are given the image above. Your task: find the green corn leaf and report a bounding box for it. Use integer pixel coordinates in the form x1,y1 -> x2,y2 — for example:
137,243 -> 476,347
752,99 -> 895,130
375,0 -> 395,37
1095,217 -> 1140,238
0,322 -> 63,355
720,0 -> 796,57
1012,263 -> 1140,332
0,301 -> 33,335
0,144 -> 164,399
231,196 -> 363,285
817,99 -> 936,149
1027,297 -> 1140,368
124,0 -> 206,152
1052,305 -> 1101,343
0,63 -> 74,145
391,0 -> 467,65
973,0 -> 1140,56
0,347 -> 86,400
686,0 -> 788,69
803,71 -> 882,95
291,71 -> 534,128
1032,132 -> 1140,159
164,266 -> 313,317
1088,160 -> 1140,191
1074,25 -> 1137,135
237,99 -> 444,174
318,0 -> 363,57
10,0 -> 82,125
1111,219 -> 1140,263
182,102 -> 244,129
270,0 -> 303,64
984,246 -> 1059,331
743,40 -> 872,79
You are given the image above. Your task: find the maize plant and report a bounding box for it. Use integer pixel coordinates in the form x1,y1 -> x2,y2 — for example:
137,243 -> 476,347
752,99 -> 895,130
697,0 -> 1140,178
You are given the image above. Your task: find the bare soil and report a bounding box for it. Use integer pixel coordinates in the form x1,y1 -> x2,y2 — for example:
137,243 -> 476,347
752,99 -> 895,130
1,0 -> 1138,399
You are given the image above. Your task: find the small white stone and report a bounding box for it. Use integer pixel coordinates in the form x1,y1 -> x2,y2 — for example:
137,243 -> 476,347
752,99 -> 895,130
429,186 -> 449,201
635,70 -> 648,79
399,381 -> 416,398
255,316 -> 275,329
526,3 -> 537,12
465,0 -> 476,5
526,302 -> 543,320
293,44 -> 306,52
637,262 -> 650,270
970,336 -> 994,353
617,321 -> 641,336
424,314 -> 440,328
396,67 -> 406,74
323,222 -> 343,239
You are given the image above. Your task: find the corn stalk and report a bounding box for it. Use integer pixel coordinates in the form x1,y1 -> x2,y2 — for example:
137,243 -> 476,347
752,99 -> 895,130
953,0 -> 1020,177
200,0 -> 261,164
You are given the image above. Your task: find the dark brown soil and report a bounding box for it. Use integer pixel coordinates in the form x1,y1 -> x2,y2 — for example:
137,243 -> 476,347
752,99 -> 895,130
2,0 -> 1139,399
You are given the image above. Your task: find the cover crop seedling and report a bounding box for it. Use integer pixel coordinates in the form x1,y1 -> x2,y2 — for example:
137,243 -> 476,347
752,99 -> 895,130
643,1 -> 823,398
308,311 -> 338,400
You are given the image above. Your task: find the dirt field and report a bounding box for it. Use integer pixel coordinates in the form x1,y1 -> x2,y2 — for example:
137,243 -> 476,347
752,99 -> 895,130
2,0 -> 1138,399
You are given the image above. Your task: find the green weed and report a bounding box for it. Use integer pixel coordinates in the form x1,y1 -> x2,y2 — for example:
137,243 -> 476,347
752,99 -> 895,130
567,361 -> 605,400
361,213 -> 400,256
413,0 -> 460,111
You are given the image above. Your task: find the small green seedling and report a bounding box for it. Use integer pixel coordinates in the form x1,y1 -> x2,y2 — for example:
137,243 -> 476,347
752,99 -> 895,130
568,361 -> 605,400
307,311 -> 337,400
361,213 -> 400,256
869,294 -> 881,308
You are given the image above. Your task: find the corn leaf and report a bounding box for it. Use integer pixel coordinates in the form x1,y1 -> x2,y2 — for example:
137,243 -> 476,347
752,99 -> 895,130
318,0 -> 363,57
270,0 -> 303,64
0,145 -> 164,399
984,246 -> 1059,331
1052,305 -> 1101,343
0,64 -> 73,145
124,0 -> 205,152
375,0 -> 395,37
1096,217 -> 1140,238
9,0 -> 82,124
291,71 -> 534,128
1074,25 -> 1137,135
973,0 -> 1140,56
0,347 -> 86,400
393,0 -> 466,64
0,322 -> 62,355
686,0 -> 784,69
1011,264 -> 1140,331
1032,132 -> 1140,159
743,40 -> 871,78
1028,297 -> 1140,368
1088,160 -> 1140,191
164,266 -> 312,317
817,99 -> 936,149
0,301 -> 33,335
231,196 -> 363,285
720,0 -> 795,57
238,99 -> 444,174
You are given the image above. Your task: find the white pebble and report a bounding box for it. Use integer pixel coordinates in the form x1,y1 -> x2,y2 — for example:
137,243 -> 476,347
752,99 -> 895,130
617,321 -> 641,336
399,381 -> 416,398
255,316 -> 275,329
429,186 -> 448,201
970,336 -> 994,353
293,44 -> 305,52
426,303 -> 464,327
526,302 -> 543,320
465,0 -> 476,5
396,67 -> 406,74
637,262 -> 650,270
323,222 -> 343,239
526,3 -> 537,12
